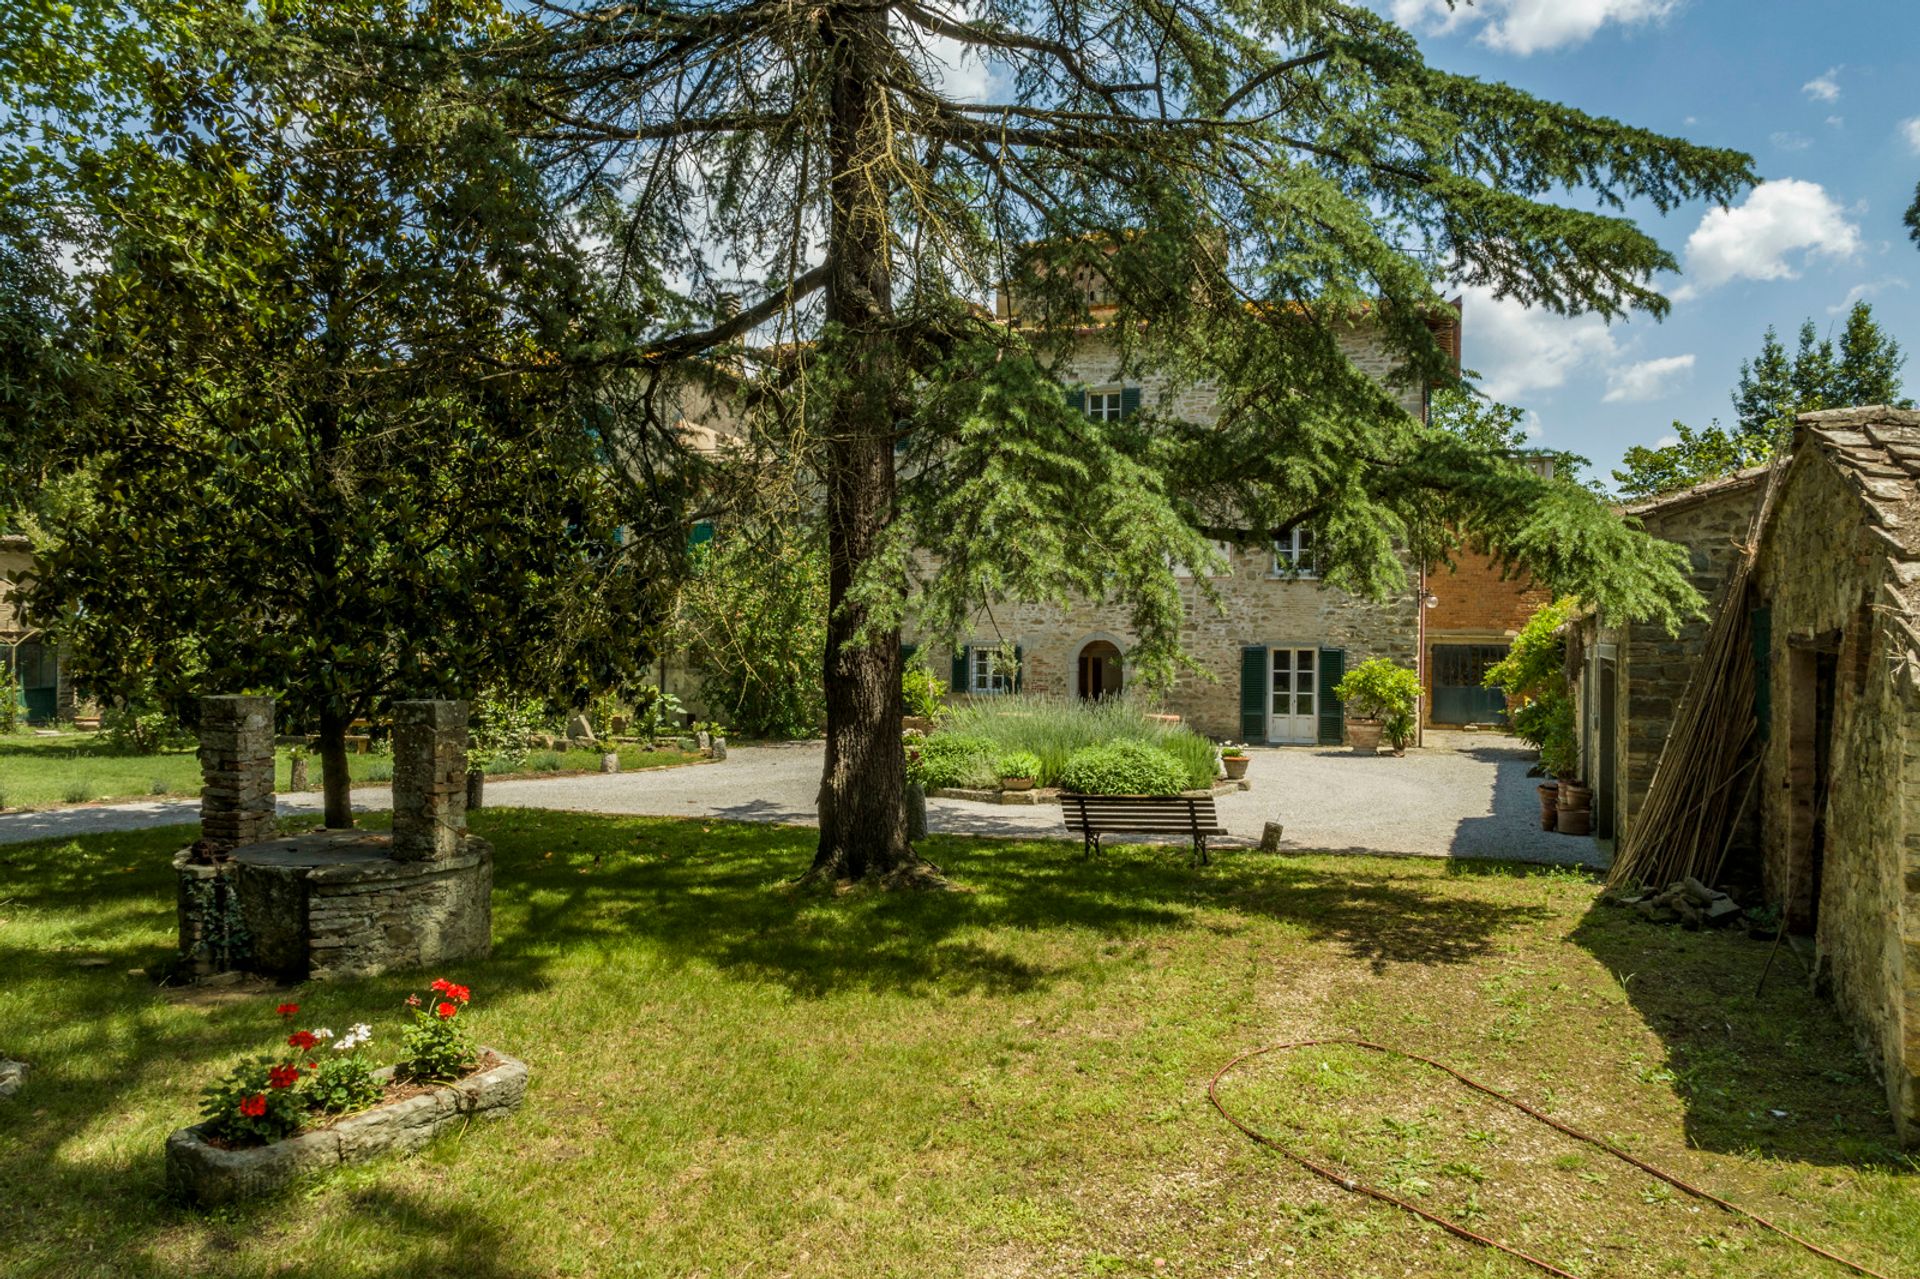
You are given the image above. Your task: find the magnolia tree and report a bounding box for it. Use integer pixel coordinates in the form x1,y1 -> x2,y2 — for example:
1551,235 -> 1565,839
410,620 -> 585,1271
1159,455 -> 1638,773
444,0 -> 1757,884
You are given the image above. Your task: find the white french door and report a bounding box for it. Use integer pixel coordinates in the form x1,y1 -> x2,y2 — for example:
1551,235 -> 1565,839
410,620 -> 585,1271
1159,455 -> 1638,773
1268,647 -> 1318,744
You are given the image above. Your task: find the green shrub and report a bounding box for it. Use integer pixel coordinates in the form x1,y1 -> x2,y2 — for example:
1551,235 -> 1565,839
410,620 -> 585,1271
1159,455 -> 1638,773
1060,740 -> 1186,796
150,778 -> 171,795
470,688 -> 545,772
911,734 -> 998,789
995,750 -> 1042,781
1157,729 -> 1221,788
529,750 -> 565,772
362,758 -> 395,783
902,663 -> 947,721
62,781 -> 93,804
0,668 -> 18,734
101,701 -> 191,753
1332,657 -> 1423,749
936,694 -> 1211,787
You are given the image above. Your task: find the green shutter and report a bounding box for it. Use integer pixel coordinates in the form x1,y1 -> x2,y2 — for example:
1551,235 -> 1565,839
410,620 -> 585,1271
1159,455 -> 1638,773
1750,606 -> 1772,740
1119,386 -> 1142,419
1317,648 -> 1346,745
1066,388 -> 1086,416
1013,644 -> 1024,692
951,649 -> 969,693
900,640 -> 918,669
1239,646 -> 1268,742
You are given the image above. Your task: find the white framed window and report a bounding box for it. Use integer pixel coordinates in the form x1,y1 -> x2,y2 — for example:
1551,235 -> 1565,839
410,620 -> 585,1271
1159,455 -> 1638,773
1272,526 -> 1316,578
969,646 -> 1013,694
1086,391 -> 1126,422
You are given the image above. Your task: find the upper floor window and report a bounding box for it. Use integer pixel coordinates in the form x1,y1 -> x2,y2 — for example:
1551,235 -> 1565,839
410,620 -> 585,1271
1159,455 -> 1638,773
1272,526 -> 1316,578
1087,391 -> 1126,422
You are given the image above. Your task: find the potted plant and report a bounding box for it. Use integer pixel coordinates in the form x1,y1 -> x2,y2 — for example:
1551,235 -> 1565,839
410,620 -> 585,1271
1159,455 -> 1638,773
165,981 -> 527,1205
1331,657 -> 1422,756
1219,742 -> 1251,781
997,750 -> 1041,792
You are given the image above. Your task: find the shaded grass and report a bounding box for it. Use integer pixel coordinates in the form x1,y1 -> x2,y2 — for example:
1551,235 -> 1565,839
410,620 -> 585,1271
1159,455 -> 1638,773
0,815 -> 1912,1278
0,733 -> 700,809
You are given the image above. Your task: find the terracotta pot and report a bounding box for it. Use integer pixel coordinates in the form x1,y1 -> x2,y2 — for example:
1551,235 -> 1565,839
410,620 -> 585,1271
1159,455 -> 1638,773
1556,807 -> 1592,837
1347,721 -> 1384,754
1536,782 -> 1558,831
1000,777 -> 1034,792
1558,781 -> 1592,812
1222,755 -> 1250,780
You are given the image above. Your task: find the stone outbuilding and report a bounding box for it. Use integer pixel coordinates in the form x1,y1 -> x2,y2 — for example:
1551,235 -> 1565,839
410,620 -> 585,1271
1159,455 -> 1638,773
1577,465 -> 1769,844
1744,407 -> 1920,1144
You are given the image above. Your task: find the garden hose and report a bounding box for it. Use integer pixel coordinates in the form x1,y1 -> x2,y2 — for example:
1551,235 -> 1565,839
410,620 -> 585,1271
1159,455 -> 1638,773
1207,1037 -> 1894,1279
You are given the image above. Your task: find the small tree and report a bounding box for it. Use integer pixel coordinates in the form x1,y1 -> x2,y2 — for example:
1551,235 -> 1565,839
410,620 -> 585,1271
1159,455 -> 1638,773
1332,657 -> 1422,750
1485,598 -> 1580,779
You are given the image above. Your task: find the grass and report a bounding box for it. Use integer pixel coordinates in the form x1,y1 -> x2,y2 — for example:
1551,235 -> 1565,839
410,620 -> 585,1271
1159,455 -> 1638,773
0,813 -> 1915,1277
935,694 -> 1218,788
0,732 -> 703,809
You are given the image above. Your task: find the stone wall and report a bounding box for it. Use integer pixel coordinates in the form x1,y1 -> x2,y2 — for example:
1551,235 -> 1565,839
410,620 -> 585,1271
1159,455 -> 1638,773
306,843 -> 494,982
392,699 -> 469,861
1581,473 -> 1763,845
1752,446 -> 1917,1141
197,695 -> 277,855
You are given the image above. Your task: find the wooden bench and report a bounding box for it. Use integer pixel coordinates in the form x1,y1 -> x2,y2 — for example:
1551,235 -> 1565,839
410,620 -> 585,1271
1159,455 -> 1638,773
1061,793 -> 1229,865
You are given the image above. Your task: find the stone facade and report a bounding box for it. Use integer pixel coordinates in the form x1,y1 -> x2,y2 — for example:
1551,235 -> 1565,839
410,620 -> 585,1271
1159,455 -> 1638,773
1746,408 -> 1920,1145
1578,467 -> 1767,845
175,696 -> 492,982
0,534 -> 70,725
1424,542 -> 1552,727
915,323 -> 1430,744
197,695 -> 278,856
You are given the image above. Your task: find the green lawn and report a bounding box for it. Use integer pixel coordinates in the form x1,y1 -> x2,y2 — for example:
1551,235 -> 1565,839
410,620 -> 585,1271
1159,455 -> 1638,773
0,815 -> 1913,1278
0,733 -> 703,809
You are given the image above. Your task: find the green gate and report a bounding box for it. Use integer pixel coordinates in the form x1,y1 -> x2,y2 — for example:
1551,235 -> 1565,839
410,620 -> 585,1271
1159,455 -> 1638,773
1431,643 -> 1509,726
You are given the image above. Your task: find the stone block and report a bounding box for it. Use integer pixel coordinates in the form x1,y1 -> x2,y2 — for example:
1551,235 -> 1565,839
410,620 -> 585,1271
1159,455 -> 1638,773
392,699 -> 469,862
0,1059 -> 28,1101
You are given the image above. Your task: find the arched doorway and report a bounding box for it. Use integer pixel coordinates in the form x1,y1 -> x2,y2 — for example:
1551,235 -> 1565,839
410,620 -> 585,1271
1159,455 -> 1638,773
1076,640 -> 1124,701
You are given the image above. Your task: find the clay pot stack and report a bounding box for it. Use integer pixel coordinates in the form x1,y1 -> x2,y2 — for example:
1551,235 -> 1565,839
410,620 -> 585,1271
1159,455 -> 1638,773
1536,782 -> 1559,831
1555,780 -> 1593,836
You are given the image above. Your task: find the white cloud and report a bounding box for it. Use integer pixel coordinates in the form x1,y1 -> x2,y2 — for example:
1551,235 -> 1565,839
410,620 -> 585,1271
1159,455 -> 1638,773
1603,354 -> 1696,403
1828,278 -> 1910,315
921,32 -> 991,102
1523,410 -> 1546,440
1388,0 -> 1676,56
1826,115 -> 1845,129
1655,432 -> 1680,449
1802,67 -> 1842,103
1458,284 -> 1618,401
1769,131 -> 1812,151
1674,179 -> 1861,296
1902,117 -> 1920,155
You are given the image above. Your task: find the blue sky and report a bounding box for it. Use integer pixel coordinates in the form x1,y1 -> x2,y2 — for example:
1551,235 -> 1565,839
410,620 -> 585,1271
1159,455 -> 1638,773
1384,0 -> 1920,484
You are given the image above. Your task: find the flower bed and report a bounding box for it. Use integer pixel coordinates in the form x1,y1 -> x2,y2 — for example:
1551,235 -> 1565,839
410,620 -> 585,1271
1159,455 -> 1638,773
906,695 -> 1220,794
165,980 -> 526,1205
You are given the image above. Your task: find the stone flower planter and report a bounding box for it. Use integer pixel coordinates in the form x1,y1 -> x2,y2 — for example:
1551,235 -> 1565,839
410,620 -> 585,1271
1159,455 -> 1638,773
999,776 -> 1034,792
1221,755 -> 1250,781
1347,721 -> 1384,754
165,1049 -> 527,1206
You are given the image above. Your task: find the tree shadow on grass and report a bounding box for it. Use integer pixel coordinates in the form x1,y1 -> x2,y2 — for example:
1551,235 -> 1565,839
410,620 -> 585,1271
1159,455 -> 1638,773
468,810 -> 1555,997
1570,898 -> 1905,1167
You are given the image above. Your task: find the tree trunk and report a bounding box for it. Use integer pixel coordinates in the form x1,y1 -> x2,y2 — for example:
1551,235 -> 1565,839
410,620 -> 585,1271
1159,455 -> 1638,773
318,709 -> 354,829
808,2 -> 923,885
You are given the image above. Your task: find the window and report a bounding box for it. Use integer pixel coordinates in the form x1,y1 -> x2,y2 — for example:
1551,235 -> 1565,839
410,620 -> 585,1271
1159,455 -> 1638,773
1272,526 -> 1316,577
969,646 -> 1013,695
1086,391 -> 1125,422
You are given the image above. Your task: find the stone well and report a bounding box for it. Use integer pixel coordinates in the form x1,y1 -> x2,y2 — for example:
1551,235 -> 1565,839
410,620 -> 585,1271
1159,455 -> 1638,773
174,696 -> 493,982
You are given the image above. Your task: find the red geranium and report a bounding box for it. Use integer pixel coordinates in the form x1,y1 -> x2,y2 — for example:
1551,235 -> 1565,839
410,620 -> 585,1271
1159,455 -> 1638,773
238,1093 -> 267,1118
435,1001 -> 458,1019
430,978 -> 452,994
276,1003 -> 300,1018
287,1030 -> 318,1051
267,1064 -> 301,1089
445,984 -> 470,1004
406,993 -> 421,1007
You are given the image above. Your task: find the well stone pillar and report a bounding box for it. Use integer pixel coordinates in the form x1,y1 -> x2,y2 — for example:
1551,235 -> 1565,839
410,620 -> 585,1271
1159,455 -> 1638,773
197,695 -> 276,859
392,699 -> 469,861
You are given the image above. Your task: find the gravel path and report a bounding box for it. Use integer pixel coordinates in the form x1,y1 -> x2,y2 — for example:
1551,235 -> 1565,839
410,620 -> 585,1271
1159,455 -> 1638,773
0,732 -> 1600,867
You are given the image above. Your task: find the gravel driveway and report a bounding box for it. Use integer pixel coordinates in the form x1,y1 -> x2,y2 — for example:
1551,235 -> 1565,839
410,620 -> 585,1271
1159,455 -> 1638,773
0,731 -> 1598,867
